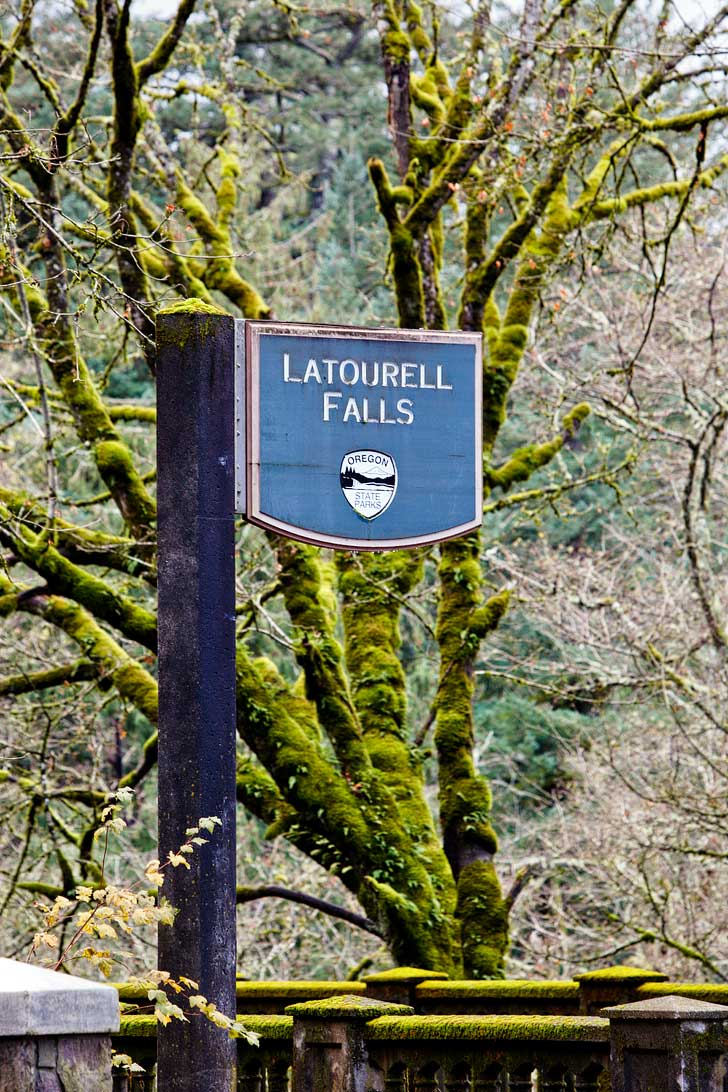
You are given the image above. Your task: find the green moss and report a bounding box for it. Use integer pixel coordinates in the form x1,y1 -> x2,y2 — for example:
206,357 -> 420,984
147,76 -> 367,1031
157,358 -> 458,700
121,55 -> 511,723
562,402 -> 591,434
0,525 -> 158,655
456,861 -> 508,978
367,158 -> 426,329
275,540 -> 368,778
416,981 -> 579,998
117,1013 -> 293,1040
364,967 -> 449,983
575,967 -> 667,983
236,981 -> 366,998
482,362 -> 518,452
364,1014 -> 609,1041
115,982 -> 156,1001
477,176 -> 577,454
382,27 -> 410,63
638,984 -> 728,1003
174,179 -> 269,319
237,648 -> 454,972
285,994 -> 413,1020
94,440 -> 157,527
411,74 -> 445,122
434,536 -> 509,976
484,403 -> 589,493
390,224 -> 426,328
234,1015 -> 293,1039
158,298 -> 226,316
8,260 -> 155,534
216,150 -> 240,226
336,550 -> 457,925
118,1015 -> 157,1037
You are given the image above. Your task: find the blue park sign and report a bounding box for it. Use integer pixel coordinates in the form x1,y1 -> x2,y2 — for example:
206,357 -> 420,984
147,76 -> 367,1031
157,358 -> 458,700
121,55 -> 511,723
236,321 -> 482,550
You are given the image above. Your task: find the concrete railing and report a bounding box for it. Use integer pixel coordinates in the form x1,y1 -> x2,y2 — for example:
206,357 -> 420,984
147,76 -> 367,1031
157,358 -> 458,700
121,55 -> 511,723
113,991 -> 728,1091
5,959 -> 728,1091
0,957 -> 119,1092
116,964 -> 728,1018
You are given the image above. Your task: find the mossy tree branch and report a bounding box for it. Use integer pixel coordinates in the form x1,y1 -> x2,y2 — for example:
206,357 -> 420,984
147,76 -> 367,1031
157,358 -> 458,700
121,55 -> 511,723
0,486 -> 154,580
336,550 -> 454,903
0,503 -> 157,651
1,579 -> 158,724
435,538 -> 510,978
0,231 -> 156,538
103,0 -> 156,366
175,165 -> 270,318
0,659 -> 99,697
236,885 -> 383,937
235,644 -> 460,971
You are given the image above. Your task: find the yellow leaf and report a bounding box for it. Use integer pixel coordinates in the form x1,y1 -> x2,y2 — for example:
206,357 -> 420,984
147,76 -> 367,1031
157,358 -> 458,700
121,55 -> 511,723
167,852 -> 190,869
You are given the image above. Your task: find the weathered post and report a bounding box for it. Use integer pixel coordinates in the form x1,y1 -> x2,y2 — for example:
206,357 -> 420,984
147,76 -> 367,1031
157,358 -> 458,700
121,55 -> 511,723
156,304 -> 238,1092
286,995 -> 414,1092
604,994 -> 728,1092
0,957 -> 119,1092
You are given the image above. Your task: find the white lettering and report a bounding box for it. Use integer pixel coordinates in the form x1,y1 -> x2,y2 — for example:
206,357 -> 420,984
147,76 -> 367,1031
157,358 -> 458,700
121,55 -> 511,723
401,363 -> 417,388
283,352 -> 302,382
361,360 -> 380,387
340,359 -> 360,386
382,362 -> 399,387
322,358 -> 338,384
323,391 -> 342,421
419,363 -> 436,389
436,364 -> 453,390
303,358 -> 322,384
396,398 -> 414,425
343,396 -> 361,423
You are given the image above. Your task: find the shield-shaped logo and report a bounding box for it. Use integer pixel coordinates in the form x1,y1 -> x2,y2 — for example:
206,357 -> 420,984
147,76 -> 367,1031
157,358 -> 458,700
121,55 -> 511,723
340,450 -> 397,521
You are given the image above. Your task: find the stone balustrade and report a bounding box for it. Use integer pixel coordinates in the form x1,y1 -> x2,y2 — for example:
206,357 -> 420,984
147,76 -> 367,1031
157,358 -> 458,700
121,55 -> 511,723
0,957 -> 119,1092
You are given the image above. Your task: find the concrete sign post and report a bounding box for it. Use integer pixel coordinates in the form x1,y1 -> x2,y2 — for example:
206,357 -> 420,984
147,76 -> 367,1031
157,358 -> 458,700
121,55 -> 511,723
237,321 -> 482,549
155,307 -> 483,1092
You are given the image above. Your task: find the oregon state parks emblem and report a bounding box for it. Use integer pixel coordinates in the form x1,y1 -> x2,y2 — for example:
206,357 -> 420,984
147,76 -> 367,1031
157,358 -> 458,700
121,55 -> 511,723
339,450 -> 397,521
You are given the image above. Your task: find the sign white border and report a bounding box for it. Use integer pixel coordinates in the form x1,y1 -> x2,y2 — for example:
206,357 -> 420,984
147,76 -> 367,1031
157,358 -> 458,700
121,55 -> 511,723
238,320 -> 483,551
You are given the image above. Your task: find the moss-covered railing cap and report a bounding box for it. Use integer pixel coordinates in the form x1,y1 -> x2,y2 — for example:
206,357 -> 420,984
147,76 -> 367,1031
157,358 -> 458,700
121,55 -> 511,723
157,298 -> 226,317
285,994 -> 414,1021
118,1012 -> 294,1040
236,980 -> 365,997
365,1014 -> 609,1042
575,966 -> 668,985
364,967 -> 449,984
602,995 -> 728,1022
114,980 -> 156,1000
416,979 -> 579,997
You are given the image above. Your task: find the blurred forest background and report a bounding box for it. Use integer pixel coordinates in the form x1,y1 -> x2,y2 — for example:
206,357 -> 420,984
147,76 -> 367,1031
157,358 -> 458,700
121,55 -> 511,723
0,0 -> 726,982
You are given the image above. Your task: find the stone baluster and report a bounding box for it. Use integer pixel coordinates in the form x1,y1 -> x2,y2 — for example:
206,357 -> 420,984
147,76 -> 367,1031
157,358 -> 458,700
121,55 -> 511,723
383,1061 -> 409,1091
287,993 -> 414,1092
604,994 -> 728,1092
507,1062 -> 534,1092
0,956 -> 120,1092
445,1061 -> 472,1090
473,1063 -> 504,1092
413,1060 -> 441,1090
